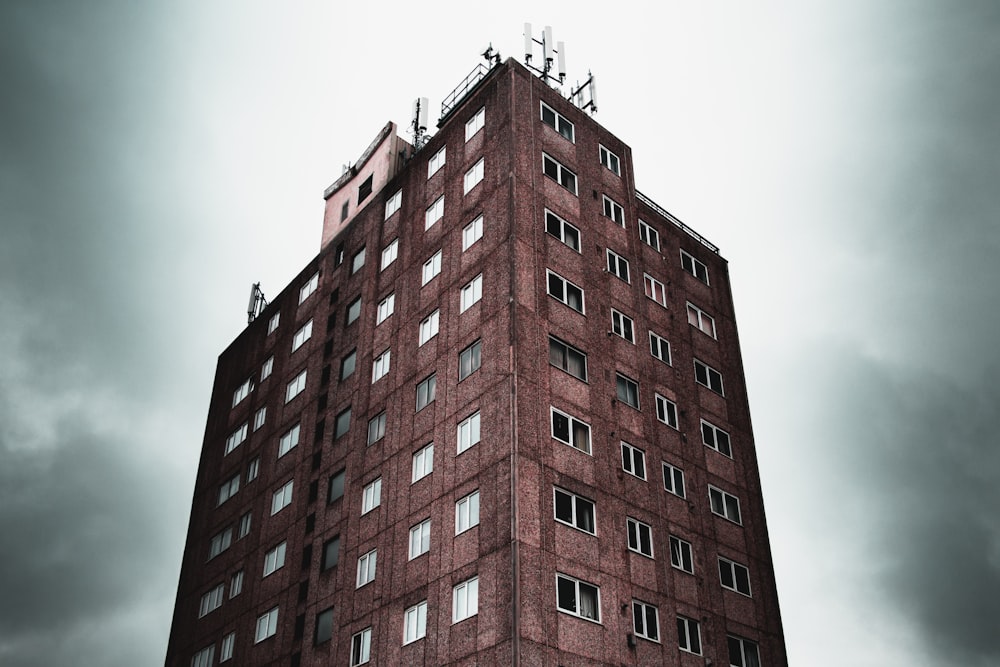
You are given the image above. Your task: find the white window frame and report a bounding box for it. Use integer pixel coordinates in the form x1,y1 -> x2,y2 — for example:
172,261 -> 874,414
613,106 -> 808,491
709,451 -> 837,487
376,293 -> 395,324
403,600 -> 428,644
232,378 -> 252,407
546,269 -> 585,314
463,214 -> 484,250
418,309 -> 440,345
277,424 -> 300,458
372,349 -> 391,383
542,153 -> 578,194
285,370 -> 307,403
602,195 -> 625,226
662,462 -> 686,498
219,632 -> 235,661
416,374 -> 436,411
677,615 -> 702,654
457,411 -> 481,454
465,106 -> 485,141
291,319 -> 313,352
425,195 -> 444,230
208,527 -> 232,559
408,519 -> 431,560
237,511 -> 251,539
421,250 -> 442,285
616,372 -> 639,409
460,274 -> 483,312
610,309 -> 634,343
649,331 -> 672,365
680,249 -> 710,284
253,406 -> 266,431
381,238 -> 398,270
225,423 -> 248,455
254,607 -> 279,643
548,335 -> 587,382
350,247 -> 366,275
694,358 -> 725,395
367,411 -> 386,445
458,339 -> 482,380
263,541 -> 286,577
267,311 -> 280,335
356,549 -> 377,588
412,443 -> 434,482
350,627 -> 371,666
599,144 -> 620,175
638,219 -> 660,250
463,157 -> 484,194
198,583 -> 224,618
728,635 -> 761,667
553,487 -> 596,535
260,356 -> 273,381
606,248 -> 630,282
655,393 -> 678,429
626,517 -> 654,558
455,490 -> 480,534
299,272 -> 319,304
555,573 -> 601,622
191,645 -> 215,667
452,576 -> 479,623
709,485 -> 743,524
621,441 -> 646,480
384,189 -> 402,220
271,479 -> 293,515
687,302 -> 717,338
632,600 -> 660,642
540,101 -> 575,142
361,477 -> 381,514
427,146 -> 446,178
550,406 -> 592,455
669,535 -> 694,573
544,209 -> 581,252
701,419 -> 733,457
644,273 -> 668,308
719,556 -> 753,596
246,457 -> 259,483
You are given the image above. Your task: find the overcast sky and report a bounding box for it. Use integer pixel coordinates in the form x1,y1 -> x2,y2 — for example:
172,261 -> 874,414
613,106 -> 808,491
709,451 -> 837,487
2,1 -> 999,665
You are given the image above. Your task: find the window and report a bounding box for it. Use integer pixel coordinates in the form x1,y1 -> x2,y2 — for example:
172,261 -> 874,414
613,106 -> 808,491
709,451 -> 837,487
540,101 -> 575,141
278,424 -> 300,458
356,549 -> 377,587
350,247 -> 366,275
341,201 -> 349,221
404,600 -> 428,644
260,356 -> 273,381
208,527 -> 232,559
361,477 -> 381,514
218,473 -> 240,505
459,340 -> 482,380
680,249 -> 709,283
263,541 -> 287,577
550,407 -> 591,454
346,296 -> 361,324
367,412 -> 386,445
611,309 -> 634,343
662,462 -> 686,498
605,248 -> 630,282
694,359 -> 724,395
428,146 -> 446,177
616,373 -> 639,409
709,486 -> 743,524
548,336 -> 587,381
687,302 -> 717,338
457,411 -> 481,453
267,311 -> 280,335
463,215 -> 483,250
460,274 -> 483,312
465,106 -> 485,140
553,487 -> 596,535
381,239 -> 398,270
556,574 -> 600,622
655,393 -> 678,428
322,535 -> 340,570
638,219 -> 660,250
628,516 -> 654,558
335,407 -> 352,438
602,196 -> 625,226
291,320 -> 313,352
542,153 -> 577,194
546,270 -> 584,314
599,144 -> 620,175
255,607 -> 279,643
376,293 -> 395,324
372,349 -> 391,382
198,583 -> 224,617
384,189 -> 402,219
453,577 -> 479,623
719,557 -> 752,596
340,349 -> 357,380
728,635 -> 761,667
425,196 -> 444,229
299,272 -> 319,304
620,441 -> 646,480
358,174 -> 373,203
191,646 -> 214,667
421,251 -> 442,285
225,423 -> 247,455
670,535 -> 694,573
455,490 -> 480,534
253,406 -> 266,431
232,378 -> 252,407
237,511 -> 252,538
649,331 -> 672,365
315,607 -> 334,644
544,209 -> 580,251
632,600 -> 659,642
409,519 -> 431,559
416,374 -> 436,411
271,479 -> 293,515
644,274 -> 668,307
677,616 -> 702,654
412,443 -> 434,482
285,370 -> 307,403
246,457 -> 259,482
701,420 -> 732,457
350,627 -> 371,666
220,632 -> 235,661
464,158 -> 484,194
418,310 -> 440,345
328,470 -> 345,503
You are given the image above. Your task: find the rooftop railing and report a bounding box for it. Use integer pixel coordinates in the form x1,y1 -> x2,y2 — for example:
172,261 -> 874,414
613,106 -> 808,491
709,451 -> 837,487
440,63 -> 493,120
635,190 -> 719,254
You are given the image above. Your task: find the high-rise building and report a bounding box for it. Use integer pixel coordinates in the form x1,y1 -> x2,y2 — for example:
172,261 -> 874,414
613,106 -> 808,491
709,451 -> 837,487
166,56 -> 786,667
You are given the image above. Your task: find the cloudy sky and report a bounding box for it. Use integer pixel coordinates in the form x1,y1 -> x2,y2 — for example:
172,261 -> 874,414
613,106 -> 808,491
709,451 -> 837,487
2,1 -> 999,665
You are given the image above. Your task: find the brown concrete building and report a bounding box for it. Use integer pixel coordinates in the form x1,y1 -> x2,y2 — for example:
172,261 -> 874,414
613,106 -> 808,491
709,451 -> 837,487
166,57 -> 786,667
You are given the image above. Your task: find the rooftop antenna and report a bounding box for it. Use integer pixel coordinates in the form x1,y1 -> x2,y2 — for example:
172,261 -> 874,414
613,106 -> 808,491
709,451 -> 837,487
481,42 -> 501,66
523,23 -> 566,87
247,282 -> 268,324
569,70 -> 598,115
410,97 -> 430,151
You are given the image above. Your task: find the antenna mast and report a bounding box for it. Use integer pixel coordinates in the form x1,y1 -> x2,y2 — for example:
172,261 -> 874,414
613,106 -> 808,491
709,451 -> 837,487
247,282 -> 268,324
410,97 -> 430,151
523,24 -> 597,115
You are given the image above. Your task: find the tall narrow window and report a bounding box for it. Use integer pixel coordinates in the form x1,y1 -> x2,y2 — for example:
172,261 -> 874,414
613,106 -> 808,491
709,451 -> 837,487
422,251 -> 442,285
225,423 -> 248,455
662,462 -> 686,498
649,331 -> 671,365
455,490 -> 480,534
677,616 -> 702,654
404,600 -> 428,644
253,406 -> 267,431
611,309 -> 634,343
322,535 -> 340,570
457,411 -> 481,453
644,273 -> 668,307
277,424 -> 300,458
670,535 -> 694,573
427,146 -> 446,178
627,517 -> 654,558
463,215 -> 484,250
384,189 -> 402,219
655,394 -> 678,428
299,272 -> 319,303
380,239 -> 398,270
361,478 -> 381,514
621,441 -> 646,479
728,636 -> 761,667
408,519 -> 431,560
315,607 -> 334,644
463,158 -> 484,194
291,319 -> 313,352
606,249 -> 630,282
334,406 -> 351,439
453,577 -> 479,622
356,549 -> 377,587
418,310 -> 440,345
350,627 -> 371,665
376,293 -> 394,324
616,373 -> 639,409
412,443 -> 434,482
367,411 -> 386,445
285,370 -> 307,403
372,349 -> 391,382
261,356 -> 273,381
271,480 -> 293,515
458,340 -> 482,380
460,274 -> 483,312
327,470 -> 345,503
263,541 -> 287,576
255,607 -> 279,643
267,311 -> 280,335
350,247 -> 365,274
220,632 -> 235,661
632,600 -> 659,642
232,378 -> 252,407
416,374 -> 436,411
465,106 -> 485,140
425,196 -> 444,229
602,195 -> 624,226
340,349 -> 357,380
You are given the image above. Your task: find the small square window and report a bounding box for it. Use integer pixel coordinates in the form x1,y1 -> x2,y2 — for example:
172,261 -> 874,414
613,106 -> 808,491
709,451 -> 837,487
546,270 -> 585,314
632,600 -> 659,642
540,101 -> 575,142
464,158 -> 484,194
681,249 -> 709,284
453,576 -> 479,623
556,574 -> 600,622
719,556 -> 753,596
638,220 -> 660,250
621,441 -> 646,480
602,195 -> 624,226
655,393 -> 678,428
460,274 -> 483,312
416,374 -> 436,411
427,146 -> 446,178
544,209 -> 580,252
554,487 -> 596,535
701,419 -> 733,457
550,407 -> 591,454
463,215 -> 484,250
455,490 -> 480,534
694,358 -> 724,395
422,251 -> 442,285
548,336 -> 587,381
350,627 -> 371,666
457,411 -> 481,453
412,443 -> 434,482
356,549 -> 377,588
616,373 -> 639,409
599,144 -> 620,175
458,340 -> 482,380
687,302 -> 717,338
408,519 -> 431,560
465,106 -> 485,141
542,153 -> 577,194
709,485 -> 742,524
670,535 -> 694,573
404,600 -> 428,644
662,462 -> 686,498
